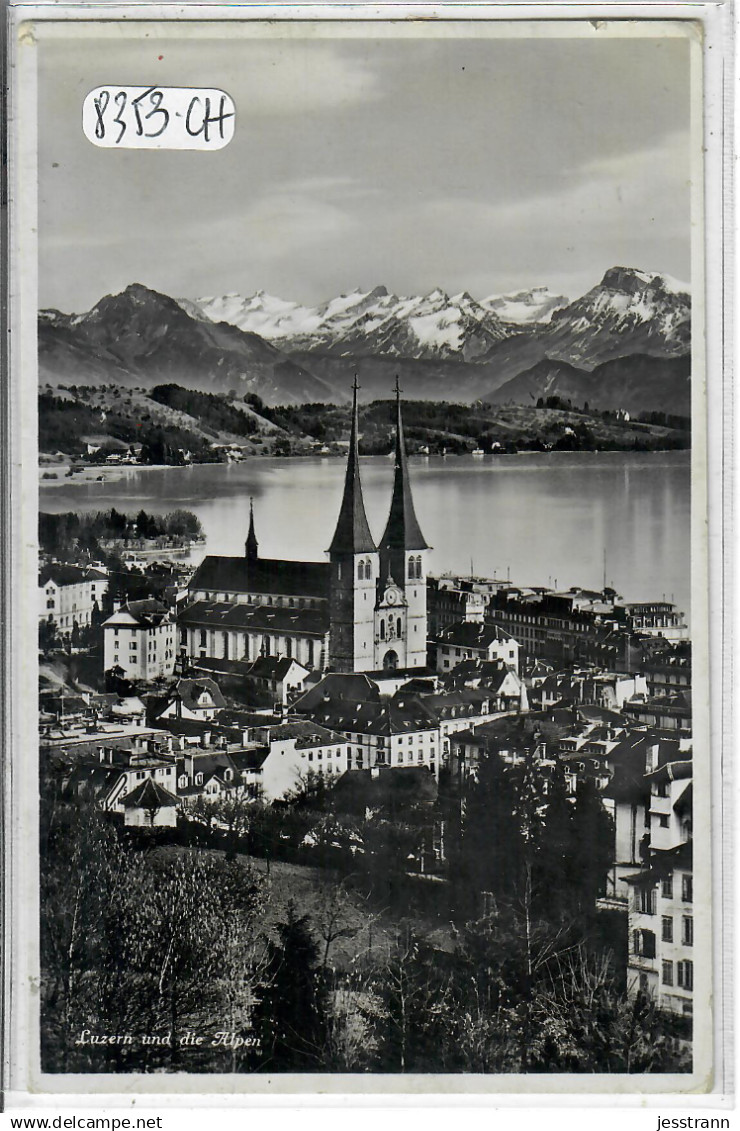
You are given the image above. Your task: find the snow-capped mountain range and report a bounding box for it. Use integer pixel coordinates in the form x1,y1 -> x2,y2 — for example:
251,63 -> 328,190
190,269 -> 689,375
38,268 -> 691,411
192,284 -> 569,362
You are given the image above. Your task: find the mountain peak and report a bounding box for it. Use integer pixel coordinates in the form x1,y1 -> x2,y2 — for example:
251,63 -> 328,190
599,266 -> 690,296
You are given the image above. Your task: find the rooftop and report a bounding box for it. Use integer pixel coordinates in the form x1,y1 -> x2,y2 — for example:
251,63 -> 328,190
190,555 -> 330,599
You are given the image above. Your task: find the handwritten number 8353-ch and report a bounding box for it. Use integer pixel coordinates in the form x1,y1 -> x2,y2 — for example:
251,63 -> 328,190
82,86 -> 235,150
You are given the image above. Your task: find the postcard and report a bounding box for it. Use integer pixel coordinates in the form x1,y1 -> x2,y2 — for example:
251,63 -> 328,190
4,1 -> 731,1103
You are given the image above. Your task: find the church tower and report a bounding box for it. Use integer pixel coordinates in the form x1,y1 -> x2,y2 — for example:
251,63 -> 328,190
328,378 -> 379,672
377,379 -> 429,669
245,497 -> 259,562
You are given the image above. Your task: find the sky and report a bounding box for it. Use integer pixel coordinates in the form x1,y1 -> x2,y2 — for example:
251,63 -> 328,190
37,25 -> 693,313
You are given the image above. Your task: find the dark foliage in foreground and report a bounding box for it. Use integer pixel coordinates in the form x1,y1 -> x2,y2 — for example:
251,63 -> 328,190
40,771 -> 690,1076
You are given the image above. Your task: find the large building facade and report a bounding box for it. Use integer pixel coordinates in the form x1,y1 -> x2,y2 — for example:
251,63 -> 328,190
179,381 -> 429,675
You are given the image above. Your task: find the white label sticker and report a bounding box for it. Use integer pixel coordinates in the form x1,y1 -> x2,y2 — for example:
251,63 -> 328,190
82,86 -> 235,150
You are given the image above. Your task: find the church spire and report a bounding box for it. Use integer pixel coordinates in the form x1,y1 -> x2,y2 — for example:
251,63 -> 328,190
328,376 -> 376,555
380,377 -> 428,555
245,497 -> 259,561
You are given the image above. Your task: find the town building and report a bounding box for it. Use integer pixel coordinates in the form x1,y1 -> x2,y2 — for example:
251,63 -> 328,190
246,720 -> 350,800
121,778 -> 179,827
625,751 -> 693,1017
103,598 -> 176,681
622,692 -> 692,736
436,621 -> 520,674
616,601 -> 689,642
149,677 -> 226,722
243,656 -> 311,706
426,576 -> 487,636
64,742 -> 179,821
179,379 -> 429,675
39,563 -> 108,633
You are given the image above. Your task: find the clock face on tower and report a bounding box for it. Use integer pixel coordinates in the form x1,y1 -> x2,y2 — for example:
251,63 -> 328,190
382,583 -> 405,608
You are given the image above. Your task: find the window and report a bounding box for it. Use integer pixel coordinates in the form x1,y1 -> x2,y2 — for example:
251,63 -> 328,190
682,917 -> 693,946
661,916 -> 673,942
682,874 -> 693,903
285,638 -> 292,659
200,630 -> 207,647
632,929 -> 656,958
407,557 -> 414,579
661,876 -> 673,899
637,887 -> 657,915
358,560 -> 365,580
677,960 -> 693,991
662,961 -> 674,986
380,621 -> 385,640
658,815 -> 670,828
397,617 -> 402,638
364,558 -> 372,578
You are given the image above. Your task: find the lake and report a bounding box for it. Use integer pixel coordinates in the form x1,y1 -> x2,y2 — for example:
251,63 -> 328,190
39,450 -> 691,622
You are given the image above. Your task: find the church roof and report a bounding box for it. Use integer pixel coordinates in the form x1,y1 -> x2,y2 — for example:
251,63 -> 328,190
380,389 -> 428,553
328,380 -> 377,555
179,599 -> 329,637
189,555 -> 330,599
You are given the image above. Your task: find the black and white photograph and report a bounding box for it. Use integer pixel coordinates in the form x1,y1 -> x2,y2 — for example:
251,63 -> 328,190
7,6 -> 724,1096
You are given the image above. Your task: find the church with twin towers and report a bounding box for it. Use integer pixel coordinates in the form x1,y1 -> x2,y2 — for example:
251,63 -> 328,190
181,379 -> 430,674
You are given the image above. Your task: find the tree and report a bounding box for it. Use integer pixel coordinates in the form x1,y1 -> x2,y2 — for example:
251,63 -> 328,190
534,756 -> 576,922
371,927 -> 457,1073
570,779 -> 614,912
40,803 -> 266,1073
310,879 -> 369,971
188,786 -> 259,859
39,617 -> 59,654
163,510 -> 204,539
528,945 -> 691,1073
254,903 -> 330,1071
453,750 -> 525,918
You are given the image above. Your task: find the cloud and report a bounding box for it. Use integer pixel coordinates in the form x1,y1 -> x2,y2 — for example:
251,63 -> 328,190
220,41 -> 384,115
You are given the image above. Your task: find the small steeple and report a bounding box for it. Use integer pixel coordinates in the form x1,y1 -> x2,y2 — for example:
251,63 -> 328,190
380,377 -> 428,555
246,497 -> 259,561
329,376 -> 377,555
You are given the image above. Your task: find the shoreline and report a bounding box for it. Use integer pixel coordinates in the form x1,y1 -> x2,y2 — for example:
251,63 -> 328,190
38,446 -> 690,487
